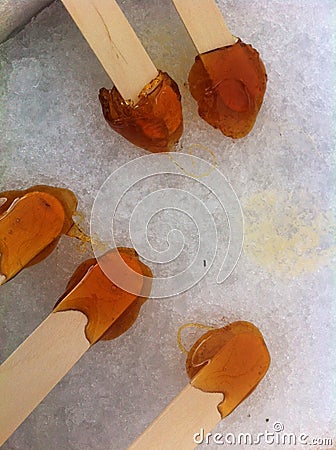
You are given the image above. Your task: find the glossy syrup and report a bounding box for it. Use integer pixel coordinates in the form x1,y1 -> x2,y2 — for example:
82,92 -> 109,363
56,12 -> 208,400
188,40 -> 267,138
99,71 -> 183,153
186,321 -> 270,418
0,185 -> 78,284
54,248 -> 153,344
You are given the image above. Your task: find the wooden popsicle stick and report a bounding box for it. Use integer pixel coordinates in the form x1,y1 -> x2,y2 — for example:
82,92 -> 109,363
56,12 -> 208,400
61,0 -> 158,102
0,311 -> 89,446
128,384 -> 223,450
129,324 -> 270,450
0,248 -> 150,445
172,0 -> 237,54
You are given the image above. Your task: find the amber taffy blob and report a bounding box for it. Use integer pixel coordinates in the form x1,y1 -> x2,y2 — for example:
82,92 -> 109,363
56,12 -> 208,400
186,321 -> 270,418
99,71 -> 183,153
54,248 -> 153,344
0,185 -> 78,284
188,39 -> 267,138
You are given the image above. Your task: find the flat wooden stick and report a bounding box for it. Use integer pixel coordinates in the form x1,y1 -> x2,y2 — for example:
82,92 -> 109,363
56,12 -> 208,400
128,325 -> 270,450
128,385 -> 223,450
0,311 -> 89,446
172,0 -> 237,54
61,0 -> 158,102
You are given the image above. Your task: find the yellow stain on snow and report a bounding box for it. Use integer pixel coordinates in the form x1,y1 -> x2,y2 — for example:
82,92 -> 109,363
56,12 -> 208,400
169,143 -> 217,179
68,211 -> 109,254
242,191 -> 335,276
177,322 -> 216,354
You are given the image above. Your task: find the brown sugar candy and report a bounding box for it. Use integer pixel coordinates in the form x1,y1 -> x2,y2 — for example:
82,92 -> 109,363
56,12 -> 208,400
99,71 -> 183,153
188,39 -> 267,138
0,247 -> 153,443
61,0 -> 183,153
54,247 -> 153,344
126,321 -> 271,448
0,185 -> 81,285
186,321 -> 270,418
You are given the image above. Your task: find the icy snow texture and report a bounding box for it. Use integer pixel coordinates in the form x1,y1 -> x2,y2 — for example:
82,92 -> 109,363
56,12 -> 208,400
0,0 -> 53,43
0,0 -> 335,449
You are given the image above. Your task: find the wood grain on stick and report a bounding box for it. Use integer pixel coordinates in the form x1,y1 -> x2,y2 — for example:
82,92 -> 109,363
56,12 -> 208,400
0,310 -> 89,446
172,0 -> 237,54
61,0 -> 158,102
128,384 -> 223,450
